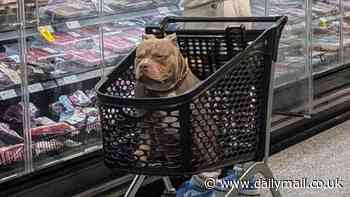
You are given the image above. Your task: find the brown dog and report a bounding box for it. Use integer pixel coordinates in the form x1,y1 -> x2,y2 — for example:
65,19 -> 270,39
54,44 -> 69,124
133,34 -> 220,168
133,34 -> 200,161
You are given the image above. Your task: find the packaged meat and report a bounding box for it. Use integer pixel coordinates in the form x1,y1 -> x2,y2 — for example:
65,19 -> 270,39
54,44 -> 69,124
30,122 -> 77,138
52,32 -> 77,47
101,36 -> 135,53
27,48 -> 53,62
4,102 -> 39,124
69,49 -> 101,65
104,0 -> 153,11
0,71 -> 14,89
0,62 -> 21,84
60,109 -> 86,128
50,101 -> 65,116
0,123 -> 23,144
42,1 -> 96,19
34,139 -> 64,156
58,95 -> 75,114
17,65 -> 50,82
85,89 -> 97,103
0,143 -> 24,166
34,117 -> 56,126
69,90 -> 92,107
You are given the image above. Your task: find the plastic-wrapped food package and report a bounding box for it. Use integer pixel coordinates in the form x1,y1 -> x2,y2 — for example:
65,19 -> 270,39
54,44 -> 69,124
28,62 -> 56,75
42,0 -> 96,19
58,95 -> 75,114
0,71 -> 15,89
0,143 -> 24,166
4,102 -> 39,124
100,35 -> 135,53
85,89 -> 97,104
313,35 -> 339,52
15,64 -> 51,82
0,123 -> 23,144
52,32 -> 79,48
0,53 -> 17,67
30,122 -> 77,138
34,117 -> 57,126
104,0 -> 153,12
76,26 -> 99,37
69,49 -> 102,66
50,101 -> 66,116
34,139 -> 64,156
81,107 -> 99,128
0,62 -> 21,85
60,109 -> 86,128
69,90 -> 92,107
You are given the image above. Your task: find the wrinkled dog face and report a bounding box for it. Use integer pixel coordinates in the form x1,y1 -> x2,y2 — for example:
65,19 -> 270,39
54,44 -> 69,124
135,34 -> 181,89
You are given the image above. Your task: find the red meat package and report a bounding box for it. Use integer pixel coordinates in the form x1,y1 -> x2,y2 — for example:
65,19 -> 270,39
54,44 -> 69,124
101,36 -> 135,53
30,122 -> 77,138
52,32 -> 78,47
27,47 -> 65,62
0,144 -> 24,166
70,49 -> 101,65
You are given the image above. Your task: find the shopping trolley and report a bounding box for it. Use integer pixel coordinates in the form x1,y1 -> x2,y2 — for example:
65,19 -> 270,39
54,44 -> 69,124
96,16 -> 288,197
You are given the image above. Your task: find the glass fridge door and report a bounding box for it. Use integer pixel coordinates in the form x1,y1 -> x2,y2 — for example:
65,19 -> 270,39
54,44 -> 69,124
26,0 -> 102,170
312,0 -> 341,74
0,0 -> 28,182
268,0 -> 314,117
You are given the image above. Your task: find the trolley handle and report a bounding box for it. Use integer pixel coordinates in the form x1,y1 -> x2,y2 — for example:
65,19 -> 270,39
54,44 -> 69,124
159,16 -> 286,32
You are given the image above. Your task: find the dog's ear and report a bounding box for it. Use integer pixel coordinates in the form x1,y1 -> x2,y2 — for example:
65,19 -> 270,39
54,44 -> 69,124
142,34 -> 156,40
165,33 -> 177,46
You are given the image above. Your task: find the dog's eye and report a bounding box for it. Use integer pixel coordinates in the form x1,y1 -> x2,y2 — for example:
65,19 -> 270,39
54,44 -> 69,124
156,55 -> 164,58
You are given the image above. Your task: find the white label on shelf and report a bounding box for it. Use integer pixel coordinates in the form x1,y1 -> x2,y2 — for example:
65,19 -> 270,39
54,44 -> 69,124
81,69 -> 101,80
66,21 -> 81,29
0,89 -> 17,100
63,75 -> 79,85
29,83 -> 44,93
158,7 -> 169,14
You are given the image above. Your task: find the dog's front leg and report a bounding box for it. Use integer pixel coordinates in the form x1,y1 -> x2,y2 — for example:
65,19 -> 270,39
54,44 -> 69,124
134,81 -> 151,161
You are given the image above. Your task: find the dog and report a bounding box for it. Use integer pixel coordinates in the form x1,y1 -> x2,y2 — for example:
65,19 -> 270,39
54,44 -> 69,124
133,34 -> 220,167
134,33 -> 200,98
133,33 -> 200,161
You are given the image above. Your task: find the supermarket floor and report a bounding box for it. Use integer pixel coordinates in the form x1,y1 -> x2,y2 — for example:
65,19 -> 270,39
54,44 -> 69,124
97,120 -> 350,197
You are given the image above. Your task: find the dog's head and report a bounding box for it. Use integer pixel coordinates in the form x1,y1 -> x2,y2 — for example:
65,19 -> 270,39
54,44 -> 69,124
135,34 -> 186,92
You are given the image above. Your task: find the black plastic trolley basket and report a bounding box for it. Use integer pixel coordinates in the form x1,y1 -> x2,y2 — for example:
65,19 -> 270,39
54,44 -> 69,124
96,16 -> 287,197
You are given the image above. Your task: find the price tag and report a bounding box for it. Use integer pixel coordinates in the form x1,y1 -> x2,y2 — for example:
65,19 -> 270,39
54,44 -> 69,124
28,83 -> 44,93
58,75 -> 79,85
158,7 -> 169,14
0,89 -> 17,100
66,21 -> 81,29
38,25 -> 55,42
80,70 -> 100,80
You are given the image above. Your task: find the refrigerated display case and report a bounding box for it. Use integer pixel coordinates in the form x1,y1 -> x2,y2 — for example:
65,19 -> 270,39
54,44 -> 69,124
0,0 -> 182,185
1,0 -> 350,196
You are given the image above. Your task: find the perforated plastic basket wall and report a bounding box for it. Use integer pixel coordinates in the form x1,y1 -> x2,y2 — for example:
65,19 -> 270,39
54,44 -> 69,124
96,16 -> 287,176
